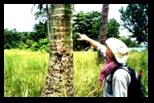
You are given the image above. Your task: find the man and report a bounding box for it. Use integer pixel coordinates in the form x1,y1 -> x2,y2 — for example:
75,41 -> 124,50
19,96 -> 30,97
76,33 -> 131,97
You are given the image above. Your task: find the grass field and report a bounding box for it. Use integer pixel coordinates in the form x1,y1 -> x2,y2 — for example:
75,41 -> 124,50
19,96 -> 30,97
4,49 -> 148,97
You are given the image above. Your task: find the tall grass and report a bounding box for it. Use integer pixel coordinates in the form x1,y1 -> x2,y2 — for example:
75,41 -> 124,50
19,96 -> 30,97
127,50 -> 148,96
4,49 -> 148,97
74,52 -> 104,97
4,49 -> 48,97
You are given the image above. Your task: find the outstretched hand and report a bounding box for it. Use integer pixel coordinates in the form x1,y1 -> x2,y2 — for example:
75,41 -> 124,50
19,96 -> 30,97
76,32 -> 99,49
76,33 -> 89,41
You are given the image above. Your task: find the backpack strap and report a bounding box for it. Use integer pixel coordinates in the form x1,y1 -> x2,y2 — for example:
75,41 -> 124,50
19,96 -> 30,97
110,64 -> 144,97
110,64 -> 130,82
108,65 -> 130,95
106,64 -> 132,84
110,65 -> 140,97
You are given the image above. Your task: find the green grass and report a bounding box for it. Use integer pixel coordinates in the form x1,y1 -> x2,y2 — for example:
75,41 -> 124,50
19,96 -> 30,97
4,49 -> 148,97
127,50 -> 148,96
4,49 -> 48,97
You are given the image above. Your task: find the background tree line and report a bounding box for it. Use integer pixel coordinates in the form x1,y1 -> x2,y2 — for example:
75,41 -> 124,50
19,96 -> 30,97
4,4 -> 148,52
4,21 -> 49,52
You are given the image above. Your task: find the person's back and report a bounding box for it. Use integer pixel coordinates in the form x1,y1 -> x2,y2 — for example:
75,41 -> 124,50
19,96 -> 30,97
103,66 -> 131,97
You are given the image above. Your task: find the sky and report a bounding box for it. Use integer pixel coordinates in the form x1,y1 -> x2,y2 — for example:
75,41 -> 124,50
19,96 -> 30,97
4,4 -> 130,37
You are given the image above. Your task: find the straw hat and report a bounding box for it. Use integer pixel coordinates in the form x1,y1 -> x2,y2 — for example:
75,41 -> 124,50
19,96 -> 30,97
105,38 -> 129,64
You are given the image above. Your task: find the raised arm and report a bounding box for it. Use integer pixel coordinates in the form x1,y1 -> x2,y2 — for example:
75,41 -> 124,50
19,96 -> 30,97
76,33 -> 102,49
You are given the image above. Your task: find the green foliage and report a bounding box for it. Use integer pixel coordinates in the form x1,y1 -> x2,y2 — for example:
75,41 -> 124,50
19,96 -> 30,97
73,11 -> 101,51
25,39 -> 34,48
39,44 -> 49,52
4,20 -> 49,52
119,4 -> 148,47
5,5 -> 147,52
119,36 -> 142,47
4,50 -> 148,97
73,11 -> 122,51
39,38 -> 48,44
30,42 -> 40,51
107,19 -> 120,38
19,41 -> 28,50
34,6 -> 47,22
33,21 -> 48,42
29,38 -> 49,52
25,32 -> 36,41
38,38 -> 49,52
4,28 -> 21,49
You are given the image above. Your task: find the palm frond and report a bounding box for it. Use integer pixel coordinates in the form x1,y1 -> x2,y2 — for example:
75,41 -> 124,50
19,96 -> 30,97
38,4 -> 43,11
31,4 -> 44,14
31,4 -> 35,14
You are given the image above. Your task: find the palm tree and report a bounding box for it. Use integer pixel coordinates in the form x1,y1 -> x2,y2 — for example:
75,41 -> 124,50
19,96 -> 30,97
32,4 -> 74,97
98,4 -> 109,62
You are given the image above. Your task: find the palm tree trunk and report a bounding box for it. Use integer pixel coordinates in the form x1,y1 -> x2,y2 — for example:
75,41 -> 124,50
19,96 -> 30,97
98,4 -> 109,62
41,4 -> 74,97
46,4 -> 50,42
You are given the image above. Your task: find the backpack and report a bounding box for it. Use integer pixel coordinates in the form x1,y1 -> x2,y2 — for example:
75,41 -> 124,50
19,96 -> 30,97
110,64 -> 144,97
